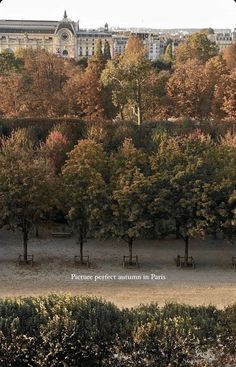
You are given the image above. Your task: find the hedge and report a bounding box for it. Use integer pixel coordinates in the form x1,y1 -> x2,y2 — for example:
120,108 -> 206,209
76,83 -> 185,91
0,295 -> 235,366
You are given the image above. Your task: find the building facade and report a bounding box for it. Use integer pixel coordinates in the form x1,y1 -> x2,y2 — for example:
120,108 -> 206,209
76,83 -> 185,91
0,12 -> 113,60
0,12 -> 165,61
208,30 -> 236,52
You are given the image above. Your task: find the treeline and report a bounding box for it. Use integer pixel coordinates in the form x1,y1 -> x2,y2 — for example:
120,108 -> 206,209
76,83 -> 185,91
2,32 -> 236,122
0,295 -> 235,366
0,120 -> 235,265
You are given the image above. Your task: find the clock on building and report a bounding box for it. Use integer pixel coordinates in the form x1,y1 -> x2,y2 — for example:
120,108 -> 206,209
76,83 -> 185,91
61,32 -> 69,42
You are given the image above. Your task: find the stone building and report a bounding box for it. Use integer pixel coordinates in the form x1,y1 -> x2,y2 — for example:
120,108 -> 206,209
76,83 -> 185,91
208,30 -> 236,52
0,12 -> 166,61
0,11 -> 112,60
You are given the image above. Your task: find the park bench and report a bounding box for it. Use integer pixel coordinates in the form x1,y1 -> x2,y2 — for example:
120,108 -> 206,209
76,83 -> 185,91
175,255 -> 195,269
51,232 -> 72,238
123,255 -> 139,268
18,254 -> 34,266
74,255 -> 90,268
232,257 -> 236,269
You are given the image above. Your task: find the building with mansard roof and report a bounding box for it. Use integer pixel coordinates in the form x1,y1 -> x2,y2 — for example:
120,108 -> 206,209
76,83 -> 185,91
0,11 -> 166,61
0,11 -> 113,60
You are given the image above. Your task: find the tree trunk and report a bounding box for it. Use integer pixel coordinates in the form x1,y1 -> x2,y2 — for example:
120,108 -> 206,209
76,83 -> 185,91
79,231 -> 84,263
212,231 -> 217,240
120,106 -> 124,120
137,81 -> 142,126
128,237 -> 133,265
23,228 -> 28,263
184,236 -> 189,264
175,222 -> 181,239
137,106 -> 142,126
35,225 -> 39,238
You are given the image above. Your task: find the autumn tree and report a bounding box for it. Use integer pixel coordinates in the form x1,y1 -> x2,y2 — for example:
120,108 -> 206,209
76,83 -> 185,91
108,139 -> 151,264
102,36 -> 152,125
76,43 -> 115,121
62,140 -> 108,264
0,129 -> 56,263
167,55 -> 227,120
143,70 -> 171,120
18,49 -> 73,116
41,130 -> 70,174
62,65 -> 83,116
175,32 -> 218,64
203,56 -> 228,118
167,59 -> 207,119
214,69 -> 236,120
223,44 -> 236,70
0,72 -> 26,117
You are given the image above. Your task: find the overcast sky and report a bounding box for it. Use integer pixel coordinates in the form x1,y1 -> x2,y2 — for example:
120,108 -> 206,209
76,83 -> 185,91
0,0 -> 236,29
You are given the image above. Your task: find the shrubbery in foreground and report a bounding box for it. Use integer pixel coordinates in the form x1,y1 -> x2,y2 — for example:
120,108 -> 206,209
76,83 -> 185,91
0,295 -> 235,366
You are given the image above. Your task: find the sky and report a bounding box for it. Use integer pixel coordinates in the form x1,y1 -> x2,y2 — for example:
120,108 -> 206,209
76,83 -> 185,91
0,0 -> 236,29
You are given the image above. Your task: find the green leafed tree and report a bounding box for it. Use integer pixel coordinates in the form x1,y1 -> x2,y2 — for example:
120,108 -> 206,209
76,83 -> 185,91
103,40 -> 112,61
108,139 -> 151,264
0,129 -> 56,263
150,133 -> 213,264
0,49 -> 23,75
201,143 -> 236,242
161,43 -> 173,64
62,139 -> 108,264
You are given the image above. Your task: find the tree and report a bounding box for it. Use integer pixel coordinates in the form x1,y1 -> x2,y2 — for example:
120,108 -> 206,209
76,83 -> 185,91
143,70 -> 171,120
167,59 -> 207,119
94,39 -> 104,60
161,43 -> 173,64
62,140 -> 108,264
62,65 -> 84,116
0,129 -> 56,262
0,49 -> 74,117
0,50 -> 23,75
175,32 -> 218,64
203,56 -> 228,118
18,49 -> 73,117
102,36 -> 152,125
101,58 -> 129,120
223,44 -> 236,70
76,46 -> 115,121
150,134 -> 212,264
103,40 -> 111,61
0,72 -> 26,117
41,130 -> 70,174
201,28 -> 215,35
167,56 -> 227,120
108,139 -> 151,264
201,143 -> 236,241
214,69 -> 236,120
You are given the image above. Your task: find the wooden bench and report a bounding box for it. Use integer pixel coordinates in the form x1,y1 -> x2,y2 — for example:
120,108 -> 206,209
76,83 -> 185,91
18,254 -> 34,266
175,255 -> 195,269
232,257 -> 236,269
51,232 -> 72,238
123,255 -> 139,268
74,255 -> 90,268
